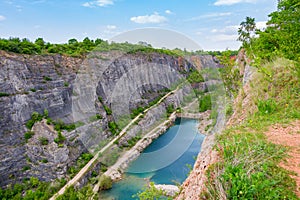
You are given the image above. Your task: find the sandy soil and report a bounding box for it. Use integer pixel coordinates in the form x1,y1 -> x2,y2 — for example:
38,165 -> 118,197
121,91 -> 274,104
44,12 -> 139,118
265,120 -> 300,197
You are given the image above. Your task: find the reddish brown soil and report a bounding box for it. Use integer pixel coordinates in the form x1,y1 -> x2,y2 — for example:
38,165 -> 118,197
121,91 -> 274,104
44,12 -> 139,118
265,120 -> 300,197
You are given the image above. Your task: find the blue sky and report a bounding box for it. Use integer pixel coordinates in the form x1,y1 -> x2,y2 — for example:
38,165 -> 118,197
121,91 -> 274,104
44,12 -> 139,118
0,0 -> 277,50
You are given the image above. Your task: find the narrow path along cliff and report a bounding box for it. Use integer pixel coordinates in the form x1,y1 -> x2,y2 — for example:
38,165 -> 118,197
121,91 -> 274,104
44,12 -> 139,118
265,120 -> 300,197
50,82 -> 185,199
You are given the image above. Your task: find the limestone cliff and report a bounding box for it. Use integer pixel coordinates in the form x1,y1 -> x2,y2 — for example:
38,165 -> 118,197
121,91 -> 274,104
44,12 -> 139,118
0,50 -> 219,187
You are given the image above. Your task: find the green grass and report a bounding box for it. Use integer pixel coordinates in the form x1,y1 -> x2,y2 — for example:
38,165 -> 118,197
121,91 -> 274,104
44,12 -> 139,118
0,177 -> 67,200
100,146 -> 121,167
202,58 -> 300,199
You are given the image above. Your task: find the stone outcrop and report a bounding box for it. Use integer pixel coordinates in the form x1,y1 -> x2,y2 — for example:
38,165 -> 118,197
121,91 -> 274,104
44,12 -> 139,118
0,49 -> 219,187
154,184 -> 180,197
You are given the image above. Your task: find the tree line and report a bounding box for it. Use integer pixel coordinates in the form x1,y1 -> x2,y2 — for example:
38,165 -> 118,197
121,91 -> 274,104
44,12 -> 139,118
238,0 -> 300,63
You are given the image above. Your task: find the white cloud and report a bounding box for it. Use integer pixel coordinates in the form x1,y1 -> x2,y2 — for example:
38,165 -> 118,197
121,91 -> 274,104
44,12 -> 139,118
187,12 -> 232,21
256,21 -> 267,30
82,0 -> 114,7
214,0 -> 256,6
0,15 -> 6,21
165,10 -> 173,15
210,34 -> 238,42
130,13 -> 167,24
211,25 -> 239,34
106,25 -> 117,30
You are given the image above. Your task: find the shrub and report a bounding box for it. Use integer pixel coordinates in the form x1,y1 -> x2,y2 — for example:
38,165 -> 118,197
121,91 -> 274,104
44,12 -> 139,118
43,76 -> 52,81
108,121 -> 119,135
126,135 -> 142,148
22,165 -> 31,171
166,104 -> 175,114
26,112 -> 43,129
39,137 -> 49,145
24,131 -> 34,141
199,94 -> 212,112
53,119 -> 76,132
104,105 -> 112,115
41,159 -> 48,163
54,131 -> 66,144
98,175 -> 112,190
187,70 -> 205,83
43,109 -> 49,118
130,107 -> 145,119
135,182 -> 166,200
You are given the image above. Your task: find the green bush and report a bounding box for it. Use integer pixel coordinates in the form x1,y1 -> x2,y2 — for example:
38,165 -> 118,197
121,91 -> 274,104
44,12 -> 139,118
104,105 -> 112,115
0,176 -> 66,200
108,121 -> 119,135
25,112 -> 43,129
43,76 -> 52,81
98,175 -> 112,190
187,70 -> 205,83
130,106 -> 145,119
41,159 -> 48,163
39,137 -> 49,145
199,94 -> 212,112
166,104 -> 175,115
135,182 -> 167,200
53,119 -> 76,132
54,131 -> 66,144
22,165 -> 31,171
24,131 -> 34,141
126,135 -> 142,148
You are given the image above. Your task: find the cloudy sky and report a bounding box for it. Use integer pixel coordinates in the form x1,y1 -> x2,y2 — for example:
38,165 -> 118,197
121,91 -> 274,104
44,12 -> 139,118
0,0 -> 277,51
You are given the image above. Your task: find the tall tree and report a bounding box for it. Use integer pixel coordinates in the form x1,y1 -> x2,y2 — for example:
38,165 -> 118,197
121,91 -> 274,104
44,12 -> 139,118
238,17 -> 256,48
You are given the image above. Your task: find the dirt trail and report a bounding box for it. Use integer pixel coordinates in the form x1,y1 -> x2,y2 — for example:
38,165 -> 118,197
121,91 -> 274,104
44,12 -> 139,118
49,84 -> 184,199
265,120 -> 300,197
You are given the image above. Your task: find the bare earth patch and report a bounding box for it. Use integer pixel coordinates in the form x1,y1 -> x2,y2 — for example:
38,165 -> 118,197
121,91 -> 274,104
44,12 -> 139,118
265,120 -> 300,197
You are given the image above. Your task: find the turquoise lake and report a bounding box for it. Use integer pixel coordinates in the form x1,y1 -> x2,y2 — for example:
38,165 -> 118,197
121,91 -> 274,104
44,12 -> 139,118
99,118 -> 205,200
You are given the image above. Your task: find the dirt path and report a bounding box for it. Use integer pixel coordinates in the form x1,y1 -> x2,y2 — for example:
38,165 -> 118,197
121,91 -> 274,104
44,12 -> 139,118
265,120 -> 300,197
49,84 -> 184,199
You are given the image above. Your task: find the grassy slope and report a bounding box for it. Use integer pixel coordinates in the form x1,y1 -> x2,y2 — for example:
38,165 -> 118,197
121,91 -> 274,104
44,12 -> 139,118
202,58 -> 300,199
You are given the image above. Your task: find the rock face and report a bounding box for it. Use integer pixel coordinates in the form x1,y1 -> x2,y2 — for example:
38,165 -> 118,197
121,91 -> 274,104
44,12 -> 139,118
0,50 -> 219,187
154,184 -> 180,197
0,51 -> 82,186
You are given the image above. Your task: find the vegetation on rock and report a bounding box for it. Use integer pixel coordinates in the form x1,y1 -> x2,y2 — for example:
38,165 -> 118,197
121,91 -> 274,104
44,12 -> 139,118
202,0 -> 300,198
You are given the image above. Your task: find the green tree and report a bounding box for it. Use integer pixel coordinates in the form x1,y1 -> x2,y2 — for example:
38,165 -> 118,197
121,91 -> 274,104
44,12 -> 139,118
135,182 -> 169,200
98,175 -> 112,190
238,16 -> 256,48
68,38 -> 78,45
35,38 -> 45,48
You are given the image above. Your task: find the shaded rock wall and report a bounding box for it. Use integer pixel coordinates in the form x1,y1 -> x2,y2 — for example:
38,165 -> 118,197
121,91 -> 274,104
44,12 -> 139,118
0,50 -> 218,187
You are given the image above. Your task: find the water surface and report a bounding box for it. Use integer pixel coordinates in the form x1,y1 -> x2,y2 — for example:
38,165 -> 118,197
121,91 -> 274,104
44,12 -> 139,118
100,118 -> 205,200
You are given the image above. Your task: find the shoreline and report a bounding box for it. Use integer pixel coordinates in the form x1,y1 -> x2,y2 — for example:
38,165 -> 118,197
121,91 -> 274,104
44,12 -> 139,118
94,111 -> 211,195
93,112 -> 177,192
